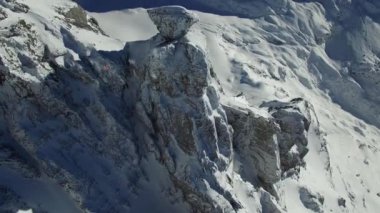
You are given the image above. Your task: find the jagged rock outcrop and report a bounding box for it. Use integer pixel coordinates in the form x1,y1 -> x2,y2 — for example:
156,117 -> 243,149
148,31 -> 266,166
64,6 -> 90,28
124,6 -> 240,212
147,6 -> 199,40
260,98 -> 312,175
0,0 -> 29,13
224,106 -> 281,185
0,7 -> 7,20
260,190 -> 284,213
0,9 -> 141,211
299,186 -> 324,213
62,6 -> 104,34
223,97 -> 313,185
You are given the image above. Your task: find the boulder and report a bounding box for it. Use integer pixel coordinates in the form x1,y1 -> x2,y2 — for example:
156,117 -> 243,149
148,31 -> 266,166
299,187 -> 324,213
147,6 -> 199,40
338,197 -> 346,208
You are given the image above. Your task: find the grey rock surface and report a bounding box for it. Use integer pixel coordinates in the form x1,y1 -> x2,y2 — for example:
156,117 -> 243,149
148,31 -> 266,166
0,8 -> 7,21
299,186 -> 324,213
338,197 -> 346,208
224,106 -> 281,185
0,0 -> 29,13
65,6 -> 89,28
62,6 -> 104,34
147,6 -> 199,40
260,190 -> 284,213
261,98 -> 312,173
0,17 -> 140,212
124,30 -> 238,211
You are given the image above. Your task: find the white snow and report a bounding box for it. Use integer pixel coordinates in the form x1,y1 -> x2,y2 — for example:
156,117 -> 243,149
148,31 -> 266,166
17,210 -> 33,213
90,8 -> 157,43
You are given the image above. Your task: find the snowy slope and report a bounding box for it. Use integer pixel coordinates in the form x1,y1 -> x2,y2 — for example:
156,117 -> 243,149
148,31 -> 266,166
0,0 -> 380,212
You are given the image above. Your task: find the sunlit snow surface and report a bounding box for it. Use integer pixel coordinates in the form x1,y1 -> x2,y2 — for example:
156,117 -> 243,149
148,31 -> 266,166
17,210 -> 33,213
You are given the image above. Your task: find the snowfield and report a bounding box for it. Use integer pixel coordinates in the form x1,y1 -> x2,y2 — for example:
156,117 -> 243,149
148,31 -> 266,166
0,0 -> 379,212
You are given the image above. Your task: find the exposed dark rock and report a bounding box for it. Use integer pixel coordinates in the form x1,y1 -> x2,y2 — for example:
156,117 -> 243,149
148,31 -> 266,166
127,39 -> 232,162
0,8 -> 7,21
260,98 -> 312,174
171,175 -> 218,213
18,53 -> 37,68
260,190 -> 284,213
299,186 -> 324,213
0,0 -> 29,13
224,105 -> 281,185
63,6 -> 105,34
65,6 -> 89,28
123,7 -> 239,210
338,197 -> 346,208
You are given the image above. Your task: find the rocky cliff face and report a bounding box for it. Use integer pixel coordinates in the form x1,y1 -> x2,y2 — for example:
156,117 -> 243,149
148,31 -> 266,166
124,7 -> 238,211
122,6 -> 316,212
224,106 -> 281,185
0,2 -> 311,212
